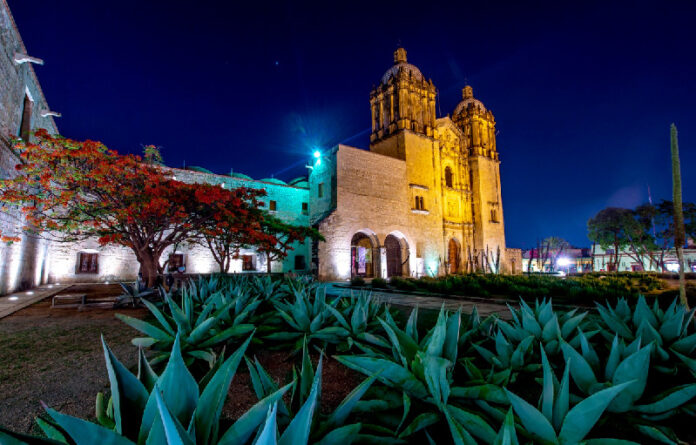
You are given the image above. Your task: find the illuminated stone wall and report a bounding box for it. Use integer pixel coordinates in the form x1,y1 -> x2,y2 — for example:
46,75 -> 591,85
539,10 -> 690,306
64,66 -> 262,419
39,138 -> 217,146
0,0 -> 58,294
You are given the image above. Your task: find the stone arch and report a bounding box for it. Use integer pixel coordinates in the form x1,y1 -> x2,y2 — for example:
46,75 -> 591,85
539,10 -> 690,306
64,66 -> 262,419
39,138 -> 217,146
350,229 -> 379,278
384,231 -> 410,277
447,238 -> 461,274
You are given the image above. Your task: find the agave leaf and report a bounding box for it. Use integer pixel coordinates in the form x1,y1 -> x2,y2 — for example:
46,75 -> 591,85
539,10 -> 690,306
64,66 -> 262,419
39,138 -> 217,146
637,320 -> 663,346
605,336 -> 622,381
442,408 -> 477,445
335,356 -> 429,400
560,312 -> 587,339
659,310 -> 685,343
672,349 -> 696,374
495,331 -> 513,360
195,335 -> 252,444
421,353 -> 451,406
558,381 -> 632,444
446,405 -> 497,444
560,341 -> 597,394
166,295 -> 192,333
406,307 -> 419,343
541,316 -> 560,344
254,403 -> 278,445
511,336 -> 534,369
493,408 -> 519,445
0,425 -> 62,444
444,310 -> 462,363
186,318 -> 218,345
315,424 -> 362,445
298,337 -> 315,407
596,305 -> 633,339
278,356 -> 323,445
497,320 -> 526,343
425,305 -> 448,357
633,296 -> 658,329
327,373 -> 378,428
325,304 -> 350,331
34,418 -> 68,443
153,388 -> 195,445
608,345 -> 651,412
520,308 -> 542,338
45,405 -> 135,445
540,346 -> 554,423
505,389 -> 557,444
138,336 -> 199,443
635,424 -> 678,444
137,348 -> 158,393
553,360 -> 571,432
398,412 -> 440,438
450,385 -> 508,404
101,336 -> 149,440
116,314 -> 172,342
197,324 -> 255,348
218,383 -> 292,445
312,326 -> 350,342
632,383 -> 696,414
583,440 -> 641,444
396,391 -> 411,434
671,332 -> 696,355
378,318 -> 414,367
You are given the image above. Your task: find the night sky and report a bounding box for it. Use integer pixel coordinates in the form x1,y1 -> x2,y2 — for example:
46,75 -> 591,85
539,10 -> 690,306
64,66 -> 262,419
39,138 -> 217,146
8,0 -> 696,249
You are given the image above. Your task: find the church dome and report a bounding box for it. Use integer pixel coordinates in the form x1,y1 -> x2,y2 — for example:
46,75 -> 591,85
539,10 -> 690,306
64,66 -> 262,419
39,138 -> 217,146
380,48 -> 424,84
453,85 -> 486,116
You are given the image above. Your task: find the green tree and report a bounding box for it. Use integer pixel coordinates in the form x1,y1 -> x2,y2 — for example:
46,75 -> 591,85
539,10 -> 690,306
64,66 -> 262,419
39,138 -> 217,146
587,207 -> 641,272
671,124 -> 688,308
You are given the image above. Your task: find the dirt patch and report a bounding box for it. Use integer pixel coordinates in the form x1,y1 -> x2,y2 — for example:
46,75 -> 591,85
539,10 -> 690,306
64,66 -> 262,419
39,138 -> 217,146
0,284 -> 362,436
0,284 -> 148,434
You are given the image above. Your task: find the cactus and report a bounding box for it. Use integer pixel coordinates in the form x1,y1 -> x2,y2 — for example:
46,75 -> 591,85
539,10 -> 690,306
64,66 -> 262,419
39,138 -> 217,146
671,124 -> 689,309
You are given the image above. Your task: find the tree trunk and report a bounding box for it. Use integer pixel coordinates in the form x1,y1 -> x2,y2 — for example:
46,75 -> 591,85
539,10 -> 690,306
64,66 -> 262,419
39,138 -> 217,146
140,255 -> 160,288
671,124 -> 689,308
267,255 -> 272,275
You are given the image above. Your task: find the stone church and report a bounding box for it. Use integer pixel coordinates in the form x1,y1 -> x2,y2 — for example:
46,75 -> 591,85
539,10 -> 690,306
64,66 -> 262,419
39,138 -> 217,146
0,0 -> 518,295
309,48 -> 520,280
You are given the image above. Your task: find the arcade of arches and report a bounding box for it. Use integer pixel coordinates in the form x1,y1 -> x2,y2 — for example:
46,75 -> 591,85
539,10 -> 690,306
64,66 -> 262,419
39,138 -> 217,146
350,231 -> 409,279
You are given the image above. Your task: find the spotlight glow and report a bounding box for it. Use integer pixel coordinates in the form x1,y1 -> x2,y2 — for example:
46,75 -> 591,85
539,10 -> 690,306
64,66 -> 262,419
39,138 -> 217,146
313,150 -> 321,159
26,291 -> 34,295
9,296 -> 19,301
557,257 -> 571,267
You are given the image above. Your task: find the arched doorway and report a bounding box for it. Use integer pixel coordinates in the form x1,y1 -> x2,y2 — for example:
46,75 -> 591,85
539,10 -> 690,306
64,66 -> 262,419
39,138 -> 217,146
351,232 -> 376,278
448,238 -> 460,274
385,234 -> 408,277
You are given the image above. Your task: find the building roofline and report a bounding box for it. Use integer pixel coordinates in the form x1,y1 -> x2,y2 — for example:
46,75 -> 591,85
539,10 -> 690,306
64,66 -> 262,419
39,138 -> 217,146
165,166 -> 310,190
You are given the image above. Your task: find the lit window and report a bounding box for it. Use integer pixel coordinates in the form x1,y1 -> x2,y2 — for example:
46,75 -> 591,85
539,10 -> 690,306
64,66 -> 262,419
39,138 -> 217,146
77,252 -> 98,274
318,183 -> 324,198
242,255 -> 255,271
294,255 -> 306,270
302,202 -> 308,215
269,200 -> 277,211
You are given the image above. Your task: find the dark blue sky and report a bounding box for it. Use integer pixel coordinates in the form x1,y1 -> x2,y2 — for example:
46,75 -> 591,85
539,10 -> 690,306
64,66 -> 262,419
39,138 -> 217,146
9,0 -> 696,248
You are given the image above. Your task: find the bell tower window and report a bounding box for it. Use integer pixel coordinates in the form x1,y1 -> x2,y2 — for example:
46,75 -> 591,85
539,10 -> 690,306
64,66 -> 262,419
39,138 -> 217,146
444,166 -> 453,188
19,94 -> 33,141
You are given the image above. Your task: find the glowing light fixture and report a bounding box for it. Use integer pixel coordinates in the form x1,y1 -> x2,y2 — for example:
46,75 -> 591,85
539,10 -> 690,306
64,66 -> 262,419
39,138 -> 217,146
26,291 -> 34,295
316,158 -> 321,166
557,257 -> 571,267
9,296 -> 19,301
313,150 -> 321,159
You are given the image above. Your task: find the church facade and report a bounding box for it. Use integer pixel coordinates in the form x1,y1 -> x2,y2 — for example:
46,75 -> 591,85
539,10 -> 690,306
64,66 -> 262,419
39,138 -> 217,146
0,0 -> 517,296
310,48 -> 519,280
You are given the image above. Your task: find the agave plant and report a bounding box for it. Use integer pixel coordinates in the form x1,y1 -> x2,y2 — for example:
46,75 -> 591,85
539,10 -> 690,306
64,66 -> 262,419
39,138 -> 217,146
117,288 -> 254,368
471,330 -> 539,384
495,299 -> 593,357
337,306 -> 506,444
245,337 -> 381,444
114,280 -> 157,308
325,291 -> 392,353
560,334 -> 696,443
0,334 -> 292,445
505,346 -> 637,444
265,285 -> 348,352
595,296 -> 696,374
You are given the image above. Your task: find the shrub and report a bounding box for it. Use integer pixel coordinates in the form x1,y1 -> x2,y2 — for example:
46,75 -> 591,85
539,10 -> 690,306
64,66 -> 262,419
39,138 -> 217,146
371,277 -> 388,288
350,276 -> 366,287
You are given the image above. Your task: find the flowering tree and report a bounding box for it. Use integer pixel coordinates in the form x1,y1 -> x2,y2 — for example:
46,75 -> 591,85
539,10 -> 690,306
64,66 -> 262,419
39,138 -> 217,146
0,130 -> 264,286
254,213 -> 323,273
196,187 -> 275,273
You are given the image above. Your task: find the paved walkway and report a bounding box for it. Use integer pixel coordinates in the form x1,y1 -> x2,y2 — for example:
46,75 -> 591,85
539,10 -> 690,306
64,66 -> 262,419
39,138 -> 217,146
325,283 -> 513,320
0,284 -> 72,319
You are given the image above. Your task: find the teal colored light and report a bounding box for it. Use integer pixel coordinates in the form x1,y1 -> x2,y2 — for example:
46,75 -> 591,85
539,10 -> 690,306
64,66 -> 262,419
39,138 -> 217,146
313,150 -> 321,159
316,158 -> 321,166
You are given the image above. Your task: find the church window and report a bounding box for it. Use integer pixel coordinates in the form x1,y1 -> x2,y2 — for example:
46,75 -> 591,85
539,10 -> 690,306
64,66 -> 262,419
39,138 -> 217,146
19,94 -> 33,141
269,200 -> 277,211
302,202 -> 308,215
294,255 -> 306,270
444,166 -> 453,188
242,255 -> 255,271
318,182 -> 324,198
77,252 -> 98,274
415,195 -> 425,210
490,209 -> 498,223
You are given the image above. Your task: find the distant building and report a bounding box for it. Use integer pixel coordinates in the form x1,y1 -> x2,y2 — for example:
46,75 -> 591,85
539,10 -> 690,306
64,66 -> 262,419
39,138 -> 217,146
592,244 -> 696,273
521,247 -> 593,274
